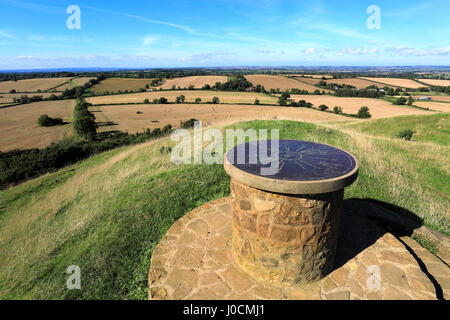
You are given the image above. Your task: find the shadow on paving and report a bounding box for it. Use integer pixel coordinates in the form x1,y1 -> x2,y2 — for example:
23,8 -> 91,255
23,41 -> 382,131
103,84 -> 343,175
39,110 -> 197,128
334,198 -> 444,300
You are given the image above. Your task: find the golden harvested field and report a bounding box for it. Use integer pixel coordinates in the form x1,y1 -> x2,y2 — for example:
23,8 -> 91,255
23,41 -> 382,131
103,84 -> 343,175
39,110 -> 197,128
417,79 -> 450,86
86,90 -> 278,105
414,101 -> 450,112
429,96 -> 450,103
326,78 -> 396,89
293,77 -> 321,85
0,92 -> 56,103
158,76 -> 228,89
289,95 -> 435,118
359,77 -> 426,89
91,78 -> 155,94
0,78 -> 73,93
56,77 -> 96,91
0,100 -> 75,151
244,75 -> 328,92
92,103 -> 349,134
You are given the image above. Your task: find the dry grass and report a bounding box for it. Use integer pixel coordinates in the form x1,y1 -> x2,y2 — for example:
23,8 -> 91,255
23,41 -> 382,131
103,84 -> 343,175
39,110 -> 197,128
91,78 -> 155,94
0,78 -> 73,93
359,77 -> 426,89
0,100 -> 75,151
86,90 -> 277,105
92,103 -> 349,134
245,75 -> 327,92
417,79 -> 450,86
429,96 -> 450,103
158,76 -> 228,89
289,94 -> 435,118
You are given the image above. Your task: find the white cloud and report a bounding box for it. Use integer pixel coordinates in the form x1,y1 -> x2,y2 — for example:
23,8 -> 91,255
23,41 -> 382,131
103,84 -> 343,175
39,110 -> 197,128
142,35 -> 159,46
305,47 -> 317,55
0,29 -> 16,39
339,47 -> 379,55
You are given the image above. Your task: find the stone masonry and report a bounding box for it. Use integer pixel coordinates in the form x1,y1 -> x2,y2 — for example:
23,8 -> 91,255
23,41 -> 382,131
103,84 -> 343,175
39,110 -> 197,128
230,178 -> 344,284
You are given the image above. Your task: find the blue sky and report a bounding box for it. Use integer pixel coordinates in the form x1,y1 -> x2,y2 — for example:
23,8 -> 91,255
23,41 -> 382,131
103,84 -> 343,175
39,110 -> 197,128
0,0 -> 449,69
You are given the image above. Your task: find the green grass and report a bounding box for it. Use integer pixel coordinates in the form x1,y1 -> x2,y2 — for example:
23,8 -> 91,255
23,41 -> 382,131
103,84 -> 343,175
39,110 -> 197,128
340,113 -> 450,146
0,117 -> 448,299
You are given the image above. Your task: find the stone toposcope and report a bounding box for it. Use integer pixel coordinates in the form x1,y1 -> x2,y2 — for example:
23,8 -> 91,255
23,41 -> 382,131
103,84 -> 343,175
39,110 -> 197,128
224,140 -> 359,285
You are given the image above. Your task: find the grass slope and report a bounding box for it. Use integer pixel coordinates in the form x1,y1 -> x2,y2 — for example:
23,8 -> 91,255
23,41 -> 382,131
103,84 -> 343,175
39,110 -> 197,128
0,116 -> 448,299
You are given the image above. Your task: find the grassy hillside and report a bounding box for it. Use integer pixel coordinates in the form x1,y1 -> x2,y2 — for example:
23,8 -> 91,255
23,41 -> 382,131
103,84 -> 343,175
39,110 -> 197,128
0,115 -> 448,299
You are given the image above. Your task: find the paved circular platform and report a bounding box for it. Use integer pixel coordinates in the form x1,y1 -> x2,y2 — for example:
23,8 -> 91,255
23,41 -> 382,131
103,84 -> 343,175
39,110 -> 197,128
148,198 -> 439,300
224,140 -> 359,194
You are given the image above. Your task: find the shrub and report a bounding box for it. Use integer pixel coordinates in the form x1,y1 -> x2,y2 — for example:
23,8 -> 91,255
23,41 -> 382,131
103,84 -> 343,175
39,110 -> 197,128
181,118 -> 199,129
396,129 -> 415,141
9,89 -> 16,94
212,97 -> 220,104
254,98 -> 260,105
357,106 -> 372,118
333,106 -> 343,114
37,114 -> 64,127
175,95 -> 185,103
393,97 -> 407,105
195,98 -> 202,104
144,99 -> 150,104
319,104 -> 328,111
158,97 -> 168,104
162,124 -> 173,134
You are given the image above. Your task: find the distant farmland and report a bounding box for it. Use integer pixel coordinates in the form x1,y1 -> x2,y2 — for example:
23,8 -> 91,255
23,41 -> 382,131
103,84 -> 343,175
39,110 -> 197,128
158,76 -> 228,89
326,78 -> 396,89
359,77 -> 426,89
0,78 -> 73,93
417,79 -> 450,87
91,78 -> 155,94
86,90 -> 278,105
92,103 -> 347,134
289,95 -> 435,118
244,75 -> 328,92
0,100 -> 75,151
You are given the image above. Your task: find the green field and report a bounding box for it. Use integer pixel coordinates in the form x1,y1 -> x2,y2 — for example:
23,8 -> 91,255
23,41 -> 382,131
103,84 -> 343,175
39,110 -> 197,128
0,115 -> 448,299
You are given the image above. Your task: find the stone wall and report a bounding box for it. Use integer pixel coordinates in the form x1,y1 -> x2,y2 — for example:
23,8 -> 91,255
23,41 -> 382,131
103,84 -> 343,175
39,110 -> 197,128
230,178 -> 344,284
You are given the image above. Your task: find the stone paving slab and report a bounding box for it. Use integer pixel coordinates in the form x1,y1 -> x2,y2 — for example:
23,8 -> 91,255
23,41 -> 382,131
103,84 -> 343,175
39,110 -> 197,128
148,197 -> 444,300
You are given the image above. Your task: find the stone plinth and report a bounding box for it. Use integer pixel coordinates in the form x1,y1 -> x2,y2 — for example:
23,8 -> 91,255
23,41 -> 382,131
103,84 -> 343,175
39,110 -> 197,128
231,179 -> 343,284
224,140 -> 359,284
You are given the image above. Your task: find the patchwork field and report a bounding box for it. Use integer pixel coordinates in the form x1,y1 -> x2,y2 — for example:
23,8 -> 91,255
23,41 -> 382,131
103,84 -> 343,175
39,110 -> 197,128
91,78 -> 155,94
245,75 -> 327,92
56,77 -> 96,91
417,79 -> 450,87
92,103 -> 348,133
359,77 -> 426,89
0,78 -> 73,93
0,100 -> 75,151
86,90 -> 277,105
158,76 -> 228,89
289,95 -> 435,118
295,74 -> 333,79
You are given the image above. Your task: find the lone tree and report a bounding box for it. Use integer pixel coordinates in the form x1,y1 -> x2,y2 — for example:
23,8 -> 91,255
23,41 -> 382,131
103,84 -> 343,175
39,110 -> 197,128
37,114 -> 64,127
357,106 -> 372,119
176,95 -> 186,103
195,98 -> 202,104
333,106 -> 343,114
407,96 -> 413,106
212,96 -> 220,104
